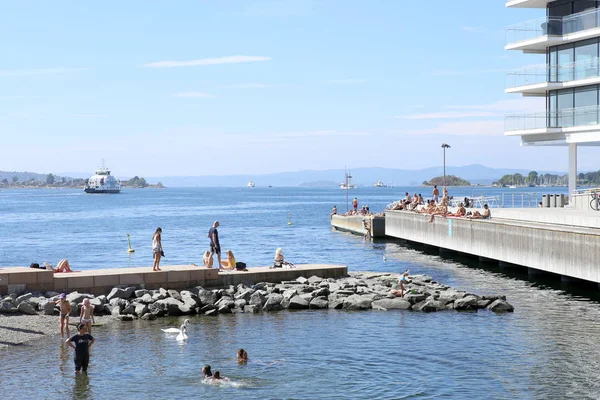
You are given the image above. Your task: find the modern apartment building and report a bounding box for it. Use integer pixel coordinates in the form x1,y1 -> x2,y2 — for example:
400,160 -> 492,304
505,0 -> 600,196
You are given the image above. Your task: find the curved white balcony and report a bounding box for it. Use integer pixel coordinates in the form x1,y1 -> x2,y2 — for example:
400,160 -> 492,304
506,0 -> 552,9
506,9 -> 600,52
505,105 -> 600,135
506,58 -> 600,95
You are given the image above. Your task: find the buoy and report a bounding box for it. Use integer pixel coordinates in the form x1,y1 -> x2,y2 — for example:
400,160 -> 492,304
287,213 -> 293,225
127,234 -> 135,253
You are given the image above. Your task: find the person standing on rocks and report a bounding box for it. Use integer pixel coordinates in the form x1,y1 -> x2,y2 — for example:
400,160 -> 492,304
208,221 -> 222,267
66,323 -> 95,375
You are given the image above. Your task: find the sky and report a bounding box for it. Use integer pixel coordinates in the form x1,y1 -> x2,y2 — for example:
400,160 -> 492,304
0,0 -> 597,177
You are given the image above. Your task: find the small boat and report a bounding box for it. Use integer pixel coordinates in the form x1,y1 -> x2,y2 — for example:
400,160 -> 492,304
508,185 -> 517,189
374,181 -> 387,188
84,162 -> 120,194
247,180 -> 255,188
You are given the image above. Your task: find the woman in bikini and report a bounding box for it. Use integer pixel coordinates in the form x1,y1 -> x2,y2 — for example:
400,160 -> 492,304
152,227 -> 162,271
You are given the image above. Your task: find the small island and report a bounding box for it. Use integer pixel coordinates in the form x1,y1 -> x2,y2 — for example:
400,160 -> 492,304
422,175 -> 471,186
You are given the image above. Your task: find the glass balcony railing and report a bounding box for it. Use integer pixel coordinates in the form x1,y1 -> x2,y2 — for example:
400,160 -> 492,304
505,105 -> 600,131
506,8 -> 600,46
506,58 -> 600,89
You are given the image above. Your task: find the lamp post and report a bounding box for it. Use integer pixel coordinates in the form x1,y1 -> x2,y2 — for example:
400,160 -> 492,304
441,143 -> 451,187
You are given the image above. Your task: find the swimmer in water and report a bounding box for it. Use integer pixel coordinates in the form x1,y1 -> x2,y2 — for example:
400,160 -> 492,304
237,348 -> 248,363
202,365 -> 212,378
212,371 -> 229,381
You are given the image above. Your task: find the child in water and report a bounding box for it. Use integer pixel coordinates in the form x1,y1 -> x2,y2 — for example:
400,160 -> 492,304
66,323 -> 95,375
80,298 -> 95,334
237,348 -> 248,363
54,293 -> 71,337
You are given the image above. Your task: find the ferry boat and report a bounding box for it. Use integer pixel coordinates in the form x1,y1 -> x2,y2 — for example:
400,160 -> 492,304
247,180 -> 255,188
374,180 -> 387,188
84,163 -> 121,194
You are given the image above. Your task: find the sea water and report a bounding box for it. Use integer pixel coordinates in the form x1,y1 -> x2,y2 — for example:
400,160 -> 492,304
3,186 -> 599,399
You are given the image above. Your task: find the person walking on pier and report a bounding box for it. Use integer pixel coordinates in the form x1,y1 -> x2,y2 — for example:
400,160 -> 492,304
208,221 -> 222,267
152,227 -> 163,271
432,185 -> 440,203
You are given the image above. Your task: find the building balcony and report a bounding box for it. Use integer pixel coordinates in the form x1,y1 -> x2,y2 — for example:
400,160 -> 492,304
506,58 -> 600,95
506,9 -> 600,53
505,0 -> 552,8
505,106 -> 600,145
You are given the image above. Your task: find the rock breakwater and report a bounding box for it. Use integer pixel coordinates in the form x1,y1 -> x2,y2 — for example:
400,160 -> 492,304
0,272 -> 514,323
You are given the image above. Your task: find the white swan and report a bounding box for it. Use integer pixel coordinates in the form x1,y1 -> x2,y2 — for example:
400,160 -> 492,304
161,319 -> 190,341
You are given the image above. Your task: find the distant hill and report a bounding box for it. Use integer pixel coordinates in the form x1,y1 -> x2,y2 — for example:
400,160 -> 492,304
145,165 -> 566,187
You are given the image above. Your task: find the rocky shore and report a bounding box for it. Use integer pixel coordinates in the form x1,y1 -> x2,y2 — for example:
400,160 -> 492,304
0,271 -> 513,346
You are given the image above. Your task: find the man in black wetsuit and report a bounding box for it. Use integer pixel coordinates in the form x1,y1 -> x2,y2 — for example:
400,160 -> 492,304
66,323 -> 95,375
208,221 -> 222,267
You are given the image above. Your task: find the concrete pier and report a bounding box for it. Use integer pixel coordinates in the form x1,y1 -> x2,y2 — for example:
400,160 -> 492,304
0,264 -> 348,295
331,215 -> 385,238
385,209 -> 600,283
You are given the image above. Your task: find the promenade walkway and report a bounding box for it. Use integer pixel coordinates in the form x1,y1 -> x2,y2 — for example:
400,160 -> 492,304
0,264 -> 348,295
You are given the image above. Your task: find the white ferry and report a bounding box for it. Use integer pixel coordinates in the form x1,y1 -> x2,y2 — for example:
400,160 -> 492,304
247,180 -> 256,188
84,163 -> 121,194
374,181 -> 387,187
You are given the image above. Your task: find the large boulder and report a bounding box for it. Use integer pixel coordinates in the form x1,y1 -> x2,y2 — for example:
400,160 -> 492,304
135,289 -> 150,298
15,293 -> 33,305
307,275 -> 323,285
234,299 -> 247,309
244,304 -> 260,313
215,297 -> 235,309
90,298 -> 104,314
403,292 -> 428,305
437,291 -> 464,305
196,289 -> 218,306
42,300 -> 57,315
235,289 -> 254,302
288,295 -> 309,310
487,300 -> 514,313
309,297 -> 329,309
342,295 -> 372,310
263,294 -> 284,312
0,301 -> 18,313
139,293 -> 154,304
18,301 -> 38,315
454,295 -> 479,311
152,298 -> 187,315
135,303 -> 149,317
413,299 -> 445,312
66,292 -> 87,304
249,291 -> 266,307
167,289 -> 182,301
371,298 -> 412,310
107,287 -> 135,301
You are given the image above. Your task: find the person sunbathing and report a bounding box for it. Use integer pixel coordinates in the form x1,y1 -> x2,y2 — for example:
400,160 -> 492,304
470,204 -> 491,220
447,203 -> 466,217
44,259 -> 74,273
220,250 -> 236,270
419,200 -> 435,214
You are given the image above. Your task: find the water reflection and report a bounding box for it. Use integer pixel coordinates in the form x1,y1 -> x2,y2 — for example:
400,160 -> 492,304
71,373 -> 90,400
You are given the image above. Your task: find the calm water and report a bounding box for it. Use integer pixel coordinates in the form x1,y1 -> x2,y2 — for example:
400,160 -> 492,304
3,186 -> 598,399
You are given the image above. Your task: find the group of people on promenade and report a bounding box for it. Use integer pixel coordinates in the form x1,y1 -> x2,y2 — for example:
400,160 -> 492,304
330,198 -> 373,218
152,220 -> 293,272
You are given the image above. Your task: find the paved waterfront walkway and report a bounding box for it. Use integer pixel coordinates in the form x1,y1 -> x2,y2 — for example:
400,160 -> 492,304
0,264 -> 348,295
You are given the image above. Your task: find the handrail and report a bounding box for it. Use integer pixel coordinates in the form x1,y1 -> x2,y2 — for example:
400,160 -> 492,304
505,104 -> 600,131
506,8 -> 600,46
506,58 -> 600,89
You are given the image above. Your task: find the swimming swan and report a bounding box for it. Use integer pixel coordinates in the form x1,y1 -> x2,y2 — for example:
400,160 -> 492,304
161,319 -> 190,340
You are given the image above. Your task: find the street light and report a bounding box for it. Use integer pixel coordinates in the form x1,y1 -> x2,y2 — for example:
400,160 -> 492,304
441,143 -> 451,187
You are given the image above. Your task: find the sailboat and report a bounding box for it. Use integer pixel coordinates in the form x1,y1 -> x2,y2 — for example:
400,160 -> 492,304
339,169 -> 356,189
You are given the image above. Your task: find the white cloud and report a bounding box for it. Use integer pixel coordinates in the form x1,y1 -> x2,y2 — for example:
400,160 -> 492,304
445,98 -> 544,113
393,111 -> 500,120
323,79 -> 366,84
397,120 -> 505,136
174,92 -> 214,98
0,68 -> 87,77
143,56 -> 271,68
220,83 -> 272,89
432,68 -> 507,76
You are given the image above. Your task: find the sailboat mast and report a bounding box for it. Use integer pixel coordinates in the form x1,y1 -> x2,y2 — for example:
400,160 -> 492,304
345,166 -> 349,212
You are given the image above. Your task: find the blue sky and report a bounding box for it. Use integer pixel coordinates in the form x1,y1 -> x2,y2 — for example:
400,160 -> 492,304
0,1 -> 595,177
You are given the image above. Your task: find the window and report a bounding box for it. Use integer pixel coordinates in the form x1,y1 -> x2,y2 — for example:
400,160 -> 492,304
574,86 -> 599,125
557,89 -> 574,127
574,39 -> 599,79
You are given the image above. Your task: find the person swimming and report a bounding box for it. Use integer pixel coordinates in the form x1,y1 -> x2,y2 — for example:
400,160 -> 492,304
202,364 -> 212,378
237,348 -> 248,363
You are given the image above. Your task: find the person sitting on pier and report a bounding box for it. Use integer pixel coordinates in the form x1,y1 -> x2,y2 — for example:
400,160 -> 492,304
330,205 -> 337,219
220,250 -> 236,270
272,248 -> 295,268
470,204 -> 491,220
428,203 -> 448,223
417,194 -> 424,205
409,193 -> 419,210
203,251 -> 214,268
44,259 -> 74,273
419,200 -> 435,214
